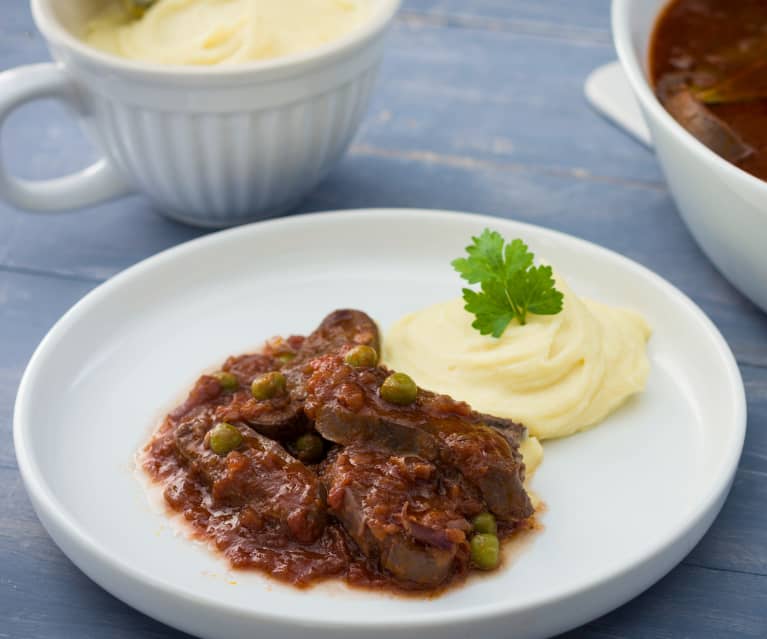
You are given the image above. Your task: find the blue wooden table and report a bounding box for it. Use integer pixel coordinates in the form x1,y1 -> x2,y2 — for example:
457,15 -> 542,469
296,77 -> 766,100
2,2 -> 766,637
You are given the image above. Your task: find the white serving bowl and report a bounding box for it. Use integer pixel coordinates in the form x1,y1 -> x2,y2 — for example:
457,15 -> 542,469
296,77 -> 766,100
613,0 -> 767,313
0,0 -> 399,227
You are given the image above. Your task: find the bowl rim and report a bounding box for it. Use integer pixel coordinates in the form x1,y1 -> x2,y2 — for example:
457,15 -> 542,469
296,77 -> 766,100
31,0 -> 401,81
611,0 -> 767,200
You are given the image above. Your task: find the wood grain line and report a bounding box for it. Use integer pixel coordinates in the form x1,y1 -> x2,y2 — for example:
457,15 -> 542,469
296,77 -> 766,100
680,561 -> 767,580
0,264 -> 103,285
741,363 -> 767,375
396,10 -> 611,44
349,143 -> 668,191
737,467 -> 767,480
738,356 -> 767,369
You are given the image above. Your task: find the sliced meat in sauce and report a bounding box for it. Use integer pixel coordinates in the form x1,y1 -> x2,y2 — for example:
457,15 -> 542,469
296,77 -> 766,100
217,310 -> 380,439
169,374 -> 228,422
284,309 -> 381,400
173,417 -> 326,543
217,352 -> 307,440
295,309 -> 380,364
320,446 -> 479,588
478,412 -> 528,449
143,309 -> 535,593
305,352 -> 533,523
655,74 -> 754,164
214,392 -> 307,441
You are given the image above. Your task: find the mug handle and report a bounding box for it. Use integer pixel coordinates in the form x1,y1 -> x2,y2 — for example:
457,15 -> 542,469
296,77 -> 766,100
0,63 -> 132,212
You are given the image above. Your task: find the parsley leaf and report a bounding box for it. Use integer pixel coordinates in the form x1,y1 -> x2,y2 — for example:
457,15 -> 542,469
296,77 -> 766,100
451,229 -> 564,337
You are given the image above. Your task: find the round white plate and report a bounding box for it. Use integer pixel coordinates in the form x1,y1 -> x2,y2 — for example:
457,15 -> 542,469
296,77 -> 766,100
14,209 -> 746,639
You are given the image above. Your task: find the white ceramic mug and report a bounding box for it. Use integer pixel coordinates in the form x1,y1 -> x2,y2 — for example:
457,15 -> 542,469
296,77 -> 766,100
613,0 -> 767,313
0,0 -> 400,227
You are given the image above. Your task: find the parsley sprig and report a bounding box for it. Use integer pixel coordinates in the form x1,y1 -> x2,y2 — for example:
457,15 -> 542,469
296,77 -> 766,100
451,229 -> 564,337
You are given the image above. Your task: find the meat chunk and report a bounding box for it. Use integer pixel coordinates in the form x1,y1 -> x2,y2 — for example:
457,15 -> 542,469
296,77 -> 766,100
315,405 -> 440,459
295,309 -> 380,363
214,393 -> 307,440
477,412 -> 527,448
174,416 -> 326,543
169,375 -> 227,422
320,446 -> 478,588
656,73 -> 753,164
285,310 -> 380,400
305,353 -> 533,523
215,312 -> 378,440
217,352 -> 307,440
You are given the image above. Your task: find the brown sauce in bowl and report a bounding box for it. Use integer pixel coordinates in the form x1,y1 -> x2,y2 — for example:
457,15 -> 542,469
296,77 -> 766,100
650,0 -> 767,179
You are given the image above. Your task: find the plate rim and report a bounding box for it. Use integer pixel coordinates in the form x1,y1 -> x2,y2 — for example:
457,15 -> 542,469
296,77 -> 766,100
13,208 -> 747,631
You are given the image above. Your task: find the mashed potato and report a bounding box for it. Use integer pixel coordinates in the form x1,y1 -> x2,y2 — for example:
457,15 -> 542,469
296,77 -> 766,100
384,276 -> 650,443
85,0 -> 370,66
518,435 -> 544,484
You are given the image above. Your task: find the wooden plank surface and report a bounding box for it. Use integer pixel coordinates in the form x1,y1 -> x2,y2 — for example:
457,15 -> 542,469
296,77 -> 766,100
403,0 -> 612,37
0,0 -> 766,638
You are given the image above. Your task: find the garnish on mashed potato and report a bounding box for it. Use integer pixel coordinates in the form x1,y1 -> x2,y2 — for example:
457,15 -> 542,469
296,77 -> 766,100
384,230 -> 651,443
452,229 -> 564,335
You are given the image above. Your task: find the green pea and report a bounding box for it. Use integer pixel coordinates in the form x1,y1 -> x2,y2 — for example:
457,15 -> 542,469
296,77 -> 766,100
293,433 -> 325,463
470,533 -> 500,571
251,371 -> 287,400
209,422 -> 242,456
344,345 -> 378,368
276,352 -> 296,364
212,371 -> 239,392
472,512 -> 497,535
380,372 -> 418,405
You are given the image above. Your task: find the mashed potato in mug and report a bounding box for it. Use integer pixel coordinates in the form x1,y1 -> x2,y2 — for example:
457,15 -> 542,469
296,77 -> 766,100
384,275 -> 651,443
85,0 -> 371,66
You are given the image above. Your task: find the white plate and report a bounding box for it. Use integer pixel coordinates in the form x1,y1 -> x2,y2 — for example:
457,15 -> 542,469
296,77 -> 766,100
14,209 -> 746,639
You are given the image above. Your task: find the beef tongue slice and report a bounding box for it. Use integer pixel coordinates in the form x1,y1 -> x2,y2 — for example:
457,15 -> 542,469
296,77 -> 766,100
285,310 -> 380,400
174,417 -> 326,543
218,352 -> 307,440
295,309 -> 380,362
172,311 -> 380,442
305,354 -> 533,523
320,446 -> 476,588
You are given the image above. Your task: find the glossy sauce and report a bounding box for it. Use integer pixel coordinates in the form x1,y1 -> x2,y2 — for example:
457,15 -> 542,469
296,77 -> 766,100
651,0 -> 767,180
142,345 -> 537,594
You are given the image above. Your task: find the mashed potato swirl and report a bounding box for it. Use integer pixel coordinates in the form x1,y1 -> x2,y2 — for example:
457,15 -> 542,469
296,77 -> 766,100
85,0 -> 370,66
384,276 -> 651,441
